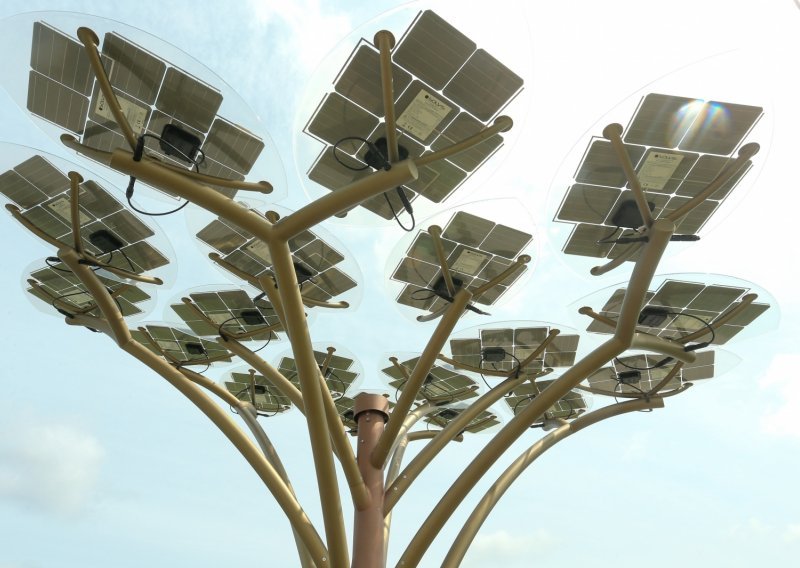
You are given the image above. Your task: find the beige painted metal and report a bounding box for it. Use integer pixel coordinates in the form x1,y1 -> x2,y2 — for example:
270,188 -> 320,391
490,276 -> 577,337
68,171 -> 84,253
272,161 -> 418,240
603,123 -> 653,228
665,142 -> 759,223
6,204 -> 162,285
77,27 -> 137,149
680,293 -> 757,344
471,254 -> 530,297
352,394 -> 390,568
267,238 -> 349,568
383,368 -> 551,514
396,218 -> 675,566
375,30 -> 400,164
414,116 -> 513,167
631,332 -> 697,364
578,306 -> 615,329
58,248 -> 329,565
429,225 -> 456,296
441,396 -> 666,568
371,288 -> 473,469
591,242 -> 641,276
383,402 -> 439,565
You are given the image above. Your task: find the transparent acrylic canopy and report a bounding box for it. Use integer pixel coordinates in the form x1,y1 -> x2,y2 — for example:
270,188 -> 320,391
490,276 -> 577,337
384,198 -> 538,323
543,49 -> 774,278
293,5 -> 532,227
0,11 -> 286,203
0,142 -> 178,286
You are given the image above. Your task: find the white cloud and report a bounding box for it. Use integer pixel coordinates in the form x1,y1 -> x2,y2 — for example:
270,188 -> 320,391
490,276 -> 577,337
462,529 -> 557,567
0,418 -> 104,514
246,0 -> 352,71
784,524 -> 800,542
758,354 -> 800,438
621,430 -> 650,462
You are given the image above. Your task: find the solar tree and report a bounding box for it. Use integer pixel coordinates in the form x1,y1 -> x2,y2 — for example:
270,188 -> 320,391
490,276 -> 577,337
0,8 -> 774,568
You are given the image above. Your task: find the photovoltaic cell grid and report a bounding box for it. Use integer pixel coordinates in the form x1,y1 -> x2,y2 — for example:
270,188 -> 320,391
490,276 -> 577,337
277,351 -> 359,399
170,289 -> 282,342
505,379 -> 587,419
449,326 -> 580,376
197,214 -> 357,302
27,21 -> 265,197
277,352 -> 364,426
305,10 -> 523,219
587,350 -> 716,395
555,94 -> 762,260
224,371 -> 292,415
423,407 -> 499,433
0,155 -> 168,274
586,279 -> 770,344
381,357 -> 478,403
391,211 -> 531,314
27,264 -> 150,318
131,324 -> 232,366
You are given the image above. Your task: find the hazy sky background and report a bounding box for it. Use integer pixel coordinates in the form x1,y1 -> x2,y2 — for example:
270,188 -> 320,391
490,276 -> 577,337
0,1 -> 799,567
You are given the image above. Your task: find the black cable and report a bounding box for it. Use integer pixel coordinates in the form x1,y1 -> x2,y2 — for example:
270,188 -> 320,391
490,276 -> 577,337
513,393 -> 535,415
125,133 -> 199,217
332,135 -> 415,231
410,286 -> 491,316
614,310 -> 716,371
324,369 -> 347,401
596,226 -> 623,244
117,248 -> 137,273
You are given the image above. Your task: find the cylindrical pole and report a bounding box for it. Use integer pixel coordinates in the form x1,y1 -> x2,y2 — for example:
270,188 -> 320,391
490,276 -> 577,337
352,394 -> 390,568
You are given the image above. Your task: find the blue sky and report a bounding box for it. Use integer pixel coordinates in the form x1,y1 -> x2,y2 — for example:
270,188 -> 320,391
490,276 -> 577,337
1,1 -> 799,567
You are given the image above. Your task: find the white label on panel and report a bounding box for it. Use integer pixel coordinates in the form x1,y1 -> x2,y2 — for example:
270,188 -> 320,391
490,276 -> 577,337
245,240 -> 272,263
396,89 -> 451,140
638,151 -> 684,190
451,249 -> 488,275
46,196 -> 90,225
94,93 -> 148,134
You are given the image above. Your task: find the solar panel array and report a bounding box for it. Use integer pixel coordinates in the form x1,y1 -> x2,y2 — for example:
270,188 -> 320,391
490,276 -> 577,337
0,155 -> 168,274
197,214 -> 357,303
449,325 -> 579,376
223,370 -> 293,415
423,407 -> 499,433
170,289 -> 282,342
587,350 -> 716,395
504,379 -> 587,419
555,94 -> 762,260
277,350 -> 359,399
381,356 -> 478,403
586,279 -> 770,344
131,324 -> 232,366
391,211 -> 531,314
304,10 -> 523,219
27,21 -> 264,197
27,263 -> 151,318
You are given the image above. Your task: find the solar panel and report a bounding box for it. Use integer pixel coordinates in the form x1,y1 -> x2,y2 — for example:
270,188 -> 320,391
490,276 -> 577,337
223,370 -> 293,415
381,356 -> 478,403
170,288 -> 283,342
26,263 -> 151,318
586,279 -> 770,345
304,10 -> 522,219
555,94 -> 761,261
197,211 -> 358,304
131,324 -> 232,366
391,211 -> 531,315
0,154 -> 169,274
275,351 -> 369,426
277,351 -> 360,400
504,379 -> 587,419
587,350 -> 716,395
449,325 -> 579,376
423,407 -> 499,433
25,21 -> 265,198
